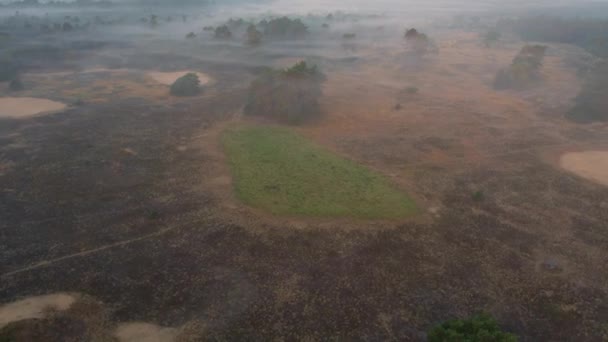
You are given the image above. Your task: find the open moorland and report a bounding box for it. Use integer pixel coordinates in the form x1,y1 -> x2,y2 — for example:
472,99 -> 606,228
0,1 -> 607,341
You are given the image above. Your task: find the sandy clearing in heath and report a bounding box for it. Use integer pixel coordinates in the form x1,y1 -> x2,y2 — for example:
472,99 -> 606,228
0,293 -> 76,328
146,71 -> 211,86
0,97 -> 67,119
560,151 -> 608,186
114,322 -> 178,342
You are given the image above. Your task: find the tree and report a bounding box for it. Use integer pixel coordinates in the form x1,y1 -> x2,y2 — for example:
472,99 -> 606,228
246,24 -> 262,46
170,73 -> 201,97
244,61 -> 325,124
260,17 -> 308,39
404,28 -> 431,55
428,314 -> 517,342
494,45 -> 547,89
186,32 -> 196,39
214,25 -> 232,39
567,60 -> 608,123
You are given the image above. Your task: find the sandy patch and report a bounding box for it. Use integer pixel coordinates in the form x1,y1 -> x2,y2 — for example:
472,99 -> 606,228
146,71 -> 211,86
0,97 -> 67,119
115,322 -> 178,342
0,293 -> 76,328
560,151 -> 608,186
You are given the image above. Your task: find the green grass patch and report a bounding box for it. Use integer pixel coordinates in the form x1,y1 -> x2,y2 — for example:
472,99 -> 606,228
222,125 -> 417,219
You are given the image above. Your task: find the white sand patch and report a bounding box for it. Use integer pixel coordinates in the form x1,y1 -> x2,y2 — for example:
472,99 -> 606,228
146,71 -> 211,86
560,151 -> 608,186
0,97 -> 67,119
115,322 -> 178,342
0,293 -> 76,328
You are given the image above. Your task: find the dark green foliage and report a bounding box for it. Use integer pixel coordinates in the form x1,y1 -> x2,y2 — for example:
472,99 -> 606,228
259,17 -> 308,39
214,25 -> 232,39
428,314 -> 517,342
472,190 -> 485,202
8,78 -> 23,91
483,30 -> 501,47
406,86 -> 419,94
567,60 -> 608,123
170,73 -> 201,97
186,32 -> 196,39
245,61 -> 325,124
508,16 -> 608,58
494,45 -> 547,89
404,28 -> 431,55
246,24 -> 262,46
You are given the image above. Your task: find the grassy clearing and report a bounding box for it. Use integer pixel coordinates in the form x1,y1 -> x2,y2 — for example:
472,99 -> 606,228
222,125 -> 417,219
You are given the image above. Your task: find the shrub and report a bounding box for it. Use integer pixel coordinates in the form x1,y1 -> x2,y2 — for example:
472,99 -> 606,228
406,86 -> 419,94
428,313 -> 517,342
185,32 -> 196,39
244,61 -> 325,124
404,28 -> 432,55
483,30 -> 501,47
8,78 -> 23,91
170,73 -> 201,97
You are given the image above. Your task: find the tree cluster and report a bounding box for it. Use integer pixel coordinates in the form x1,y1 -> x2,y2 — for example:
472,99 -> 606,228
567,60 -> 608,123
244,61 -> 325,124
494,45 -> 547,89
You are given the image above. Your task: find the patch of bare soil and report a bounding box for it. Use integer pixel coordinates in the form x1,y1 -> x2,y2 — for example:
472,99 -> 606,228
114,322 -> 178,342
0,97 -> 67,119
560,151 -> 608,186
147,71 -> 211,86
0,293 -> 76,328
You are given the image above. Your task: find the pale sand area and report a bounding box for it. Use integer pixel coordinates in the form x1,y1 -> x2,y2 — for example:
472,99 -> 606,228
0,97 -> 67,119
560,151 -> 608,186
114,322 -> 178,342
146,71 -> 211,86
0,293 -> 76,328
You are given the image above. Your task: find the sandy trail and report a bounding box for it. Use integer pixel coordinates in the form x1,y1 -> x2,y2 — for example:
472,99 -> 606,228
560,151 -> 608,186
146,71 -> 211,86
0,293 -> 76,328
115,322 -> 177,342
0,97 -> 67,119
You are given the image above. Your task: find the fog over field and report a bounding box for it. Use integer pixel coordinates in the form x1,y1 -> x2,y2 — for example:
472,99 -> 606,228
1,0 -> 608,341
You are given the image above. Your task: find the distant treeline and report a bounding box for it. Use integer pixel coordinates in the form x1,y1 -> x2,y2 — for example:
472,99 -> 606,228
501,16 -> 608,58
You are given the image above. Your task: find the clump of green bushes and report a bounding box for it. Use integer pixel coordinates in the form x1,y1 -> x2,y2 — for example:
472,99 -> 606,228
170,73 -> 201,97
428,313 -> 517,342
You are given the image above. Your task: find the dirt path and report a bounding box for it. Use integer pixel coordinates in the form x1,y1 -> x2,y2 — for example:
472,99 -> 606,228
1,226 -> 176,279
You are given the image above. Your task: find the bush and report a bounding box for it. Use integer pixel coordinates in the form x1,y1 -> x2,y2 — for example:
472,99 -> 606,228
244,61 -> 325,124
8,78 -> 23,91
406,86 -> 419,94
428,314 -> 517,342
404,28 -> 432,55
170,73 -> 201,97
185,32 -> 196,39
